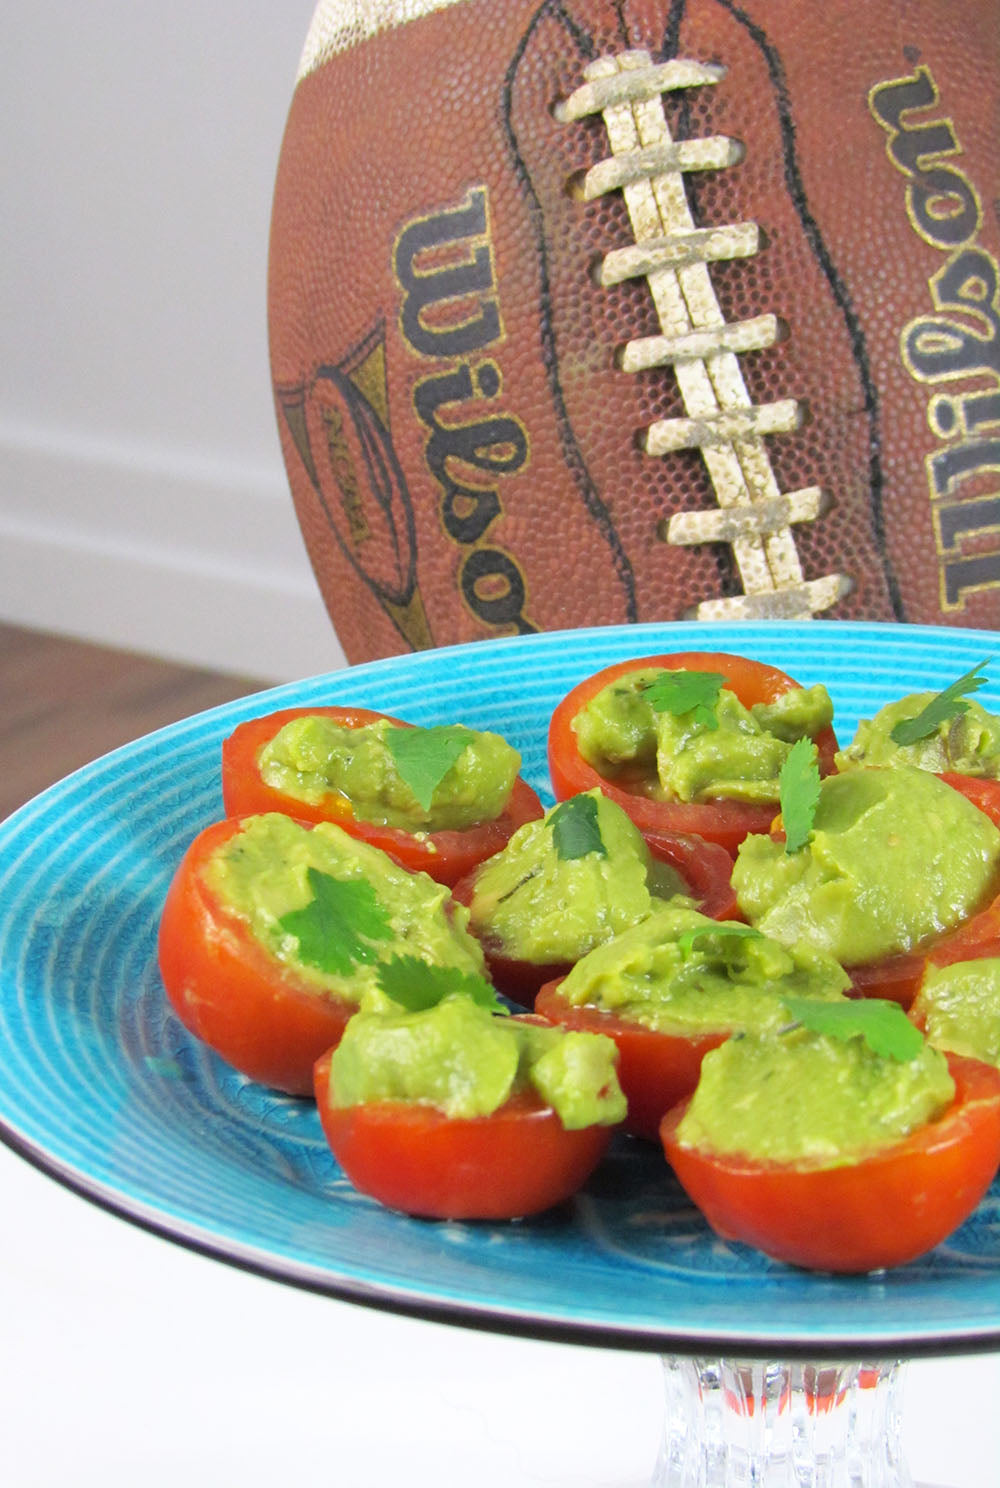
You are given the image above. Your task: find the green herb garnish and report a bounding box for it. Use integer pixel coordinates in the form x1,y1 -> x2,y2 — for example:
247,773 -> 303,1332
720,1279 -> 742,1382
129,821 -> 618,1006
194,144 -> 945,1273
889,660 -> 992,746
376,955 -> 508,1015
549,795 -> 606,860
384,725 -> 475,810
643,670 -> 725,730
779,736 -> 821,855
781,996 -> 924,1062
278,868 -> 393,976
676,923 -> 765,959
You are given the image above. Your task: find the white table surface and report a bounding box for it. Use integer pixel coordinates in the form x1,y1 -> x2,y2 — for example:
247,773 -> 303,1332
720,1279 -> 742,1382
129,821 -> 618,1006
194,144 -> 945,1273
1,1139 -> 996,1487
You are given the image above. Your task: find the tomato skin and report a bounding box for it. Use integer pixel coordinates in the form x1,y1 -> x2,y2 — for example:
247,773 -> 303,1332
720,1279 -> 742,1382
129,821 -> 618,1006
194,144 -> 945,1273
534,980 -> 728,1140
452,829 -> 737,1009
660,1053 -> 1000,1273
313,1050 -> 614,1219
547,653 -> 839,857
221,706 -> 545,887
157,817 -> 357,1095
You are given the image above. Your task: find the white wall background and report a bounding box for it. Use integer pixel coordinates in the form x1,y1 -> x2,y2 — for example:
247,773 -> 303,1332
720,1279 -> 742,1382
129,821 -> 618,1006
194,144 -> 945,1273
2,2 -> 344,681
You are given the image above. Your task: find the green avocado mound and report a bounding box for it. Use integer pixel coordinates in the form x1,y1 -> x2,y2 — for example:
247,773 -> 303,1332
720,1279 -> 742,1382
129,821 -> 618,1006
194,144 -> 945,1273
202,812 -> 485,999
837,692 -> 1000,777
327,991 -> 627,1129
914,957 -> 1000,1068
467,789 -> 688,964
556,901 -> 850,1037
675,1026 -> 955,1167
733,766 -> 1000,966
257,713 -> 520,831
572,667 -> 833,805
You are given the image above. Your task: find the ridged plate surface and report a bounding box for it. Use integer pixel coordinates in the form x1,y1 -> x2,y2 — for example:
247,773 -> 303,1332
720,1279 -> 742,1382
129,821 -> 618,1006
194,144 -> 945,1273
3,621 -> 1000,1354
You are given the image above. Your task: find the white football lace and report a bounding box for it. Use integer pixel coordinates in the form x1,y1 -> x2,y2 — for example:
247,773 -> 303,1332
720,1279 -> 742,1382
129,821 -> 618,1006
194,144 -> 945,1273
556,50 -> 851,620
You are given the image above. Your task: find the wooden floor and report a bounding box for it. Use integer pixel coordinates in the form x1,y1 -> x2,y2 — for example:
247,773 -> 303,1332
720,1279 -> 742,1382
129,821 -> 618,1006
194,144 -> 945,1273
0,623 -> 269,822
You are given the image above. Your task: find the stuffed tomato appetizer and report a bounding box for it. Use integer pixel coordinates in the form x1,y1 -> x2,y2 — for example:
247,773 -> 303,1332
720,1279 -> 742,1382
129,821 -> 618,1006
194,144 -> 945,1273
157,811 -> 488,1095
832,658 -> 1000,839
661,1011 -> 1000,1273
547,652 -> 838,857
834,658 -> 1000,783
222,705 -> 544,887
314,986 -> 626,1220
452,789 -> 736,1007
731,762 -> 1000,1009
534,901 -> 850,1140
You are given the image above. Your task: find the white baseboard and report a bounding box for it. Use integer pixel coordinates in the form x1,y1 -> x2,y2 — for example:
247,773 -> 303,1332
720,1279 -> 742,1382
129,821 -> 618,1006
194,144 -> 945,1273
0,423 -> 346,682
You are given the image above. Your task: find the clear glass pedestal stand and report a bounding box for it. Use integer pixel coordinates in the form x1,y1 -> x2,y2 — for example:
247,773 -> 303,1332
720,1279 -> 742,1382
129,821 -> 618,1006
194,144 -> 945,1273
652,1356 -> 912,1487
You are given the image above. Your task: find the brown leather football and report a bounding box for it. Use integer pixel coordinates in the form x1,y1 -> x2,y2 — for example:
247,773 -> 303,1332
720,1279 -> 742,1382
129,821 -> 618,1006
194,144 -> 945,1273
269,0 -> 1000,664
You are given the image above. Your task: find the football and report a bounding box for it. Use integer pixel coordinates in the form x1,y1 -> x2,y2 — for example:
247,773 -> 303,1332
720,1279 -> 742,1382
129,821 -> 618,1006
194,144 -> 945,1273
269,0 -> 1000,664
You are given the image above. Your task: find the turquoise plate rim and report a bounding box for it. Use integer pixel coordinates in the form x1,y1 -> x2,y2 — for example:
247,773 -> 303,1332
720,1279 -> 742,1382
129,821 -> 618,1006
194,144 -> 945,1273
4,619 -> 1000,1358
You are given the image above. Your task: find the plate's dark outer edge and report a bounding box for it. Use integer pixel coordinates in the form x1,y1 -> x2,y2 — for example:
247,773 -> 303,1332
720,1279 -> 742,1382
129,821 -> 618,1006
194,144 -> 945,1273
4,1117 -> 999,1364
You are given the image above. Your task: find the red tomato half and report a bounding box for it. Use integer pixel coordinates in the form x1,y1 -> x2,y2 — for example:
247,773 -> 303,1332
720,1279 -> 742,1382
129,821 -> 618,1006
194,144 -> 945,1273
452,828 -> 737,1009
660,1053 -> 1000,1273
313,1050 -> 614,1220
547,653 -> 838,857
844,774 -> 1000,1009
534,980 -> 728,1140
157,817 -> 358,1095
222,706 -> 544,887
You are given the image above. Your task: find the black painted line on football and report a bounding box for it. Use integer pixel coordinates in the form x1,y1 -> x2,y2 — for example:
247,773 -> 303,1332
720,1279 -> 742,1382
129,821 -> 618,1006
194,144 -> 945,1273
501,2 -> 640,623
706,0 -> 906,622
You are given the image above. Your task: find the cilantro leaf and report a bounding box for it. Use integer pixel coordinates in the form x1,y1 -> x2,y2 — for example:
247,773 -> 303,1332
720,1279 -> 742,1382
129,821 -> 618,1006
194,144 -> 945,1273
889,659 -> 992,746
278,868 -> 392,976
384,725 -> 475,811
779,736 -> 820,855
643,670 -> 725,731
549,795 -> 606,860
781,996 -> 925,1062
376,955 -> 508,1014
676,923 -> 764,959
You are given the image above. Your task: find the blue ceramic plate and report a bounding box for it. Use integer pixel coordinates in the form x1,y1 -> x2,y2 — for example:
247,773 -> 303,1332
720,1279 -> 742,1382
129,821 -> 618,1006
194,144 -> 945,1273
3,620 -> 1000,1357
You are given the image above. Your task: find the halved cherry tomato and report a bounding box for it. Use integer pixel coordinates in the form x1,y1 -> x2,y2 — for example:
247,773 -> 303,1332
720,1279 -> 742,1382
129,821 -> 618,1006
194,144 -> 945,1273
313,1048 -> 615,1219
841,773 -> 1000,1009
158,817 -> 360,1095
534,978 -> 728,1140
221,706 -> 544,887
452,830 -> 737,1009
547,653 -> 838,857
660,1053 -> 1000,1272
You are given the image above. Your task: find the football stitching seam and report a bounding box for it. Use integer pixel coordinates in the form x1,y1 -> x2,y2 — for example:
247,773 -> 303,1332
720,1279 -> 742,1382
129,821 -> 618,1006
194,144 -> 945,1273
558,49 -> 852,621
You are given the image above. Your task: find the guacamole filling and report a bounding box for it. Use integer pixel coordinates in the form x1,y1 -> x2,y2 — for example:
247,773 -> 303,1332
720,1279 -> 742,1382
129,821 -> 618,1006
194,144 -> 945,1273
914,958 -> 1000,1068
256,714 -> 520,831
202,812 -> 485,999
572,668 -> 833,805
555,901 -> 850,1036
674,1026 -> 955,1167
732,766 -> 1000,966
327,991 -> 627,1129
467,789 -> 689,964
836,693 -> 1000,776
